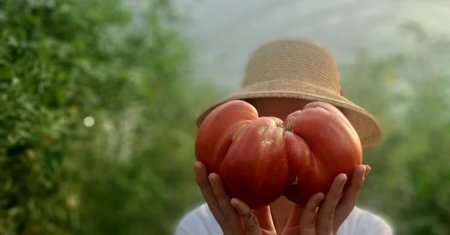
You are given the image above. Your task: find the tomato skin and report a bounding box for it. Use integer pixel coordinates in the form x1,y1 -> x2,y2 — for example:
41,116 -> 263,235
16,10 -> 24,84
284,102 -> 362,205
219,117 -> 294,208
195,100 -> 362,208
195,100 -> 258,173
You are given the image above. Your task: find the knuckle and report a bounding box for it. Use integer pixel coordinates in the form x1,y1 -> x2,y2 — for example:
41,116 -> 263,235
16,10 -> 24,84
244,212 -> 258,232
352,181 -> 363,191
306,218 -> 316,227
197,178 -> 209,188
326,211 -> 334,220
329,191 -> 343,200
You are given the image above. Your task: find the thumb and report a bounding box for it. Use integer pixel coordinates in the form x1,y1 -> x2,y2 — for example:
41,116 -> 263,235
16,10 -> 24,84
230,198 -> 260,234
231,198 -> 269,235
285,204 -> 303,228
284,194 -> 324,235
279,204 -> 304,235
254,205 -> 276,233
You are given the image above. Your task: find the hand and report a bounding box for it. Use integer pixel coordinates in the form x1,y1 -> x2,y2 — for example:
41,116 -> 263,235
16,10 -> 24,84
194,161 -> 276,235
283,164 -> 371,235
195,161 -> 370,235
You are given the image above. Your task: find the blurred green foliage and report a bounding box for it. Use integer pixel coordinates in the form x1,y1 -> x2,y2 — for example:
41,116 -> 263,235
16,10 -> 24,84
1,0 -> 450,235
342,32 -> 450,235
0,0 -> 215,234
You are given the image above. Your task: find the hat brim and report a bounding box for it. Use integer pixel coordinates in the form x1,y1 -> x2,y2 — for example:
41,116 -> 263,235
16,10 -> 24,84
197,80 -> 382,147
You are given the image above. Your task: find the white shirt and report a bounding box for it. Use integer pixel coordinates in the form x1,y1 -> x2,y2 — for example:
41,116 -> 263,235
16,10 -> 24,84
175,203 -> 393,235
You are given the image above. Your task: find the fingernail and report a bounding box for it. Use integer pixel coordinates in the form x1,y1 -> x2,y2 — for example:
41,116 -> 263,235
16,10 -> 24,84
208,173 -> 216,184
365,165 -> 372,177
316,193 -> 325,203
193,161 -> 200,170
230,198 -> 238,208
340,173 -> 348,182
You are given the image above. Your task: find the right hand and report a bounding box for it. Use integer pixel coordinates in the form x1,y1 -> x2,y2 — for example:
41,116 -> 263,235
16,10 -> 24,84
194,161 -> 277,235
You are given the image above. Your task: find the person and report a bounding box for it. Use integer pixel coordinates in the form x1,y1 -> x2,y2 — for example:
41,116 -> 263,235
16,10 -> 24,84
176,39 -> 393,235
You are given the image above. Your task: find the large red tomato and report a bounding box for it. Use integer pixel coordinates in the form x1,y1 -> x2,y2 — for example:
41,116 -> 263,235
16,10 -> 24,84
195,100 -> 293,208
195,100 -> 362,208
284,102 -> 362,204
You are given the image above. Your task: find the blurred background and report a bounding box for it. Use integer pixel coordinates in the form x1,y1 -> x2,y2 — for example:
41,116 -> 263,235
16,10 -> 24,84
0,0 -> 449,234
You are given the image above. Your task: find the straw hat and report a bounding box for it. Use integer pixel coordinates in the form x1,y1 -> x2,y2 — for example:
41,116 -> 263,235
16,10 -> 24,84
197,39 -> 381,147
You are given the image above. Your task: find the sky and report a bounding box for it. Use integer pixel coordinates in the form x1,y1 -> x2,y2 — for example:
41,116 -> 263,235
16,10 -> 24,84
176,0 -> 450,92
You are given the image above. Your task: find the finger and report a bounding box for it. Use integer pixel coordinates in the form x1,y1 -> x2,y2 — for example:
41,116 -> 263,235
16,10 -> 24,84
253,205 -> 276,233
231,198 -> 266,235
209,173 -> 243,233
334,165 -> 367,228
286,204 -> 302,228
299,193 -> 324,235
316,173 -> 347,234
194,162 -> 225,224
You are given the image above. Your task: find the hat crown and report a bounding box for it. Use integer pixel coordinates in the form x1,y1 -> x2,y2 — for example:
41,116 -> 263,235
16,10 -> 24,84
243,40 -> 341,92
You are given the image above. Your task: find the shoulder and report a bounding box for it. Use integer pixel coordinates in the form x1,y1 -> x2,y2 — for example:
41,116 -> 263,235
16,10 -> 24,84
175,203 -> 220,235
338,206 -> 394,235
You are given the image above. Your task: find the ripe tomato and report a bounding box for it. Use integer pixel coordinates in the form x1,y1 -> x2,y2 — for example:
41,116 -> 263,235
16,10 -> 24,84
284,102 -> 362,204
195,100 -> 362,208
